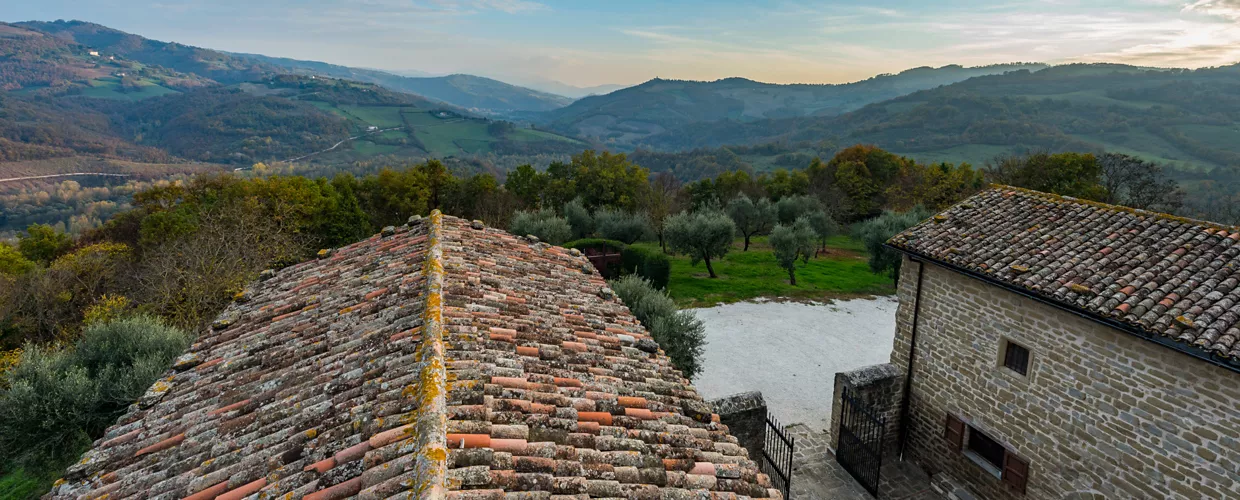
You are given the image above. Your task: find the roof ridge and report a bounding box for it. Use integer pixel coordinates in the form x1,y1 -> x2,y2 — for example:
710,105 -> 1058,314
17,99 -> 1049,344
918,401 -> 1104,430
408,209 -> 449,498
988,184 -> 1240,233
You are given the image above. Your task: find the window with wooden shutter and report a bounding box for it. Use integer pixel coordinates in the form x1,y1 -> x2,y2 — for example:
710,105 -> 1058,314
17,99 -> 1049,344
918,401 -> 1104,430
944,414 -> 965,450
1002,452 -> 1029,494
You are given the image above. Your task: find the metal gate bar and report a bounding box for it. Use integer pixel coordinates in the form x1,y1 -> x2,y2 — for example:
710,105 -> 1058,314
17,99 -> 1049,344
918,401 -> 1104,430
835,387 -> 886,497
761,412 -> 794,498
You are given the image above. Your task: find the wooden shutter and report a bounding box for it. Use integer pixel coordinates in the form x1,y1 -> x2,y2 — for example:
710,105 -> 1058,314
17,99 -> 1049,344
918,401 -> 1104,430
1002,452 -> 1029,494
944,414 -> 965,451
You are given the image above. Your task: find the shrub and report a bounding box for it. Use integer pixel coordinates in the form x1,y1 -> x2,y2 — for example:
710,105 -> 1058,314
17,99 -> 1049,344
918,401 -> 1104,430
0,316 -> 190,471
508,209 -> 573,245
609,275 -> 706,379
853,207 -> 934,279
664,210 -> 735,278
594,208 -> 652,244
621,245 -> 671,290
650,311 -> 707,380
563,198 -> 594,240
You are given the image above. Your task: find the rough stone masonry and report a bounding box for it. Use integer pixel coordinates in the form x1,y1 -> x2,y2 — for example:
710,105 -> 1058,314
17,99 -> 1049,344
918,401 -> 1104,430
891,256 -> 1240,499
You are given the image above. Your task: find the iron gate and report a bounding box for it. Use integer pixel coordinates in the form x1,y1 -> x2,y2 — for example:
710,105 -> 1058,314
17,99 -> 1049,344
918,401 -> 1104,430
835,387 -> 886,497
760,412 -> 794,498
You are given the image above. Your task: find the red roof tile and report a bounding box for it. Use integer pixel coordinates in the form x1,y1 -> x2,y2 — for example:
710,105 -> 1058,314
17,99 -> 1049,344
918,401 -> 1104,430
890,186 -> 1240,367
47,212 -> 780,499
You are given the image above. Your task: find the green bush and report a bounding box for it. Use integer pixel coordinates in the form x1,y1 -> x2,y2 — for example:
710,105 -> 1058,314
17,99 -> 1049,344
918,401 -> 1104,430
621,245 -> 671,290
563,238 -> 627,253
508,209 -> 573,245
0,316 -> 190,472
609,275 -> 706,379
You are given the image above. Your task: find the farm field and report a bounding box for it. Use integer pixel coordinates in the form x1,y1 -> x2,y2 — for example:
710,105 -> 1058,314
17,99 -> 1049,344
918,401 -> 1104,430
77,77 -> 179,100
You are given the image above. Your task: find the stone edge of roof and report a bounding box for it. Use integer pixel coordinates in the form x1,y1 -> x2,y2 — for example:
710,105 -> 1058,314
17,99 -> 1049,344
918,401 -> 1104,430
883,185 -> 1240,374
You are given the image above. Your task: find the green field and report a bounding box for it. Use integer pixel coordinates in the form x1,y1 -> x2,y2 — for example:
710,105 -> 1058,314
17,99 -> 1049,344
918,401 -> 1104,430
79,77 -> 178,100
303,100 -> 582,159
633,234 -> 894,307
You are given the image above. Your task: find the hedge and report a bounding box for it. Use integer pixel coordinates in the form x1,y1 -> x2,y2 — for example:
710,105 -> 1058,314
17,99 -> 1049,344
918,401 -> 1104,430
621,246 -> 670,290
562,239 -> 670,289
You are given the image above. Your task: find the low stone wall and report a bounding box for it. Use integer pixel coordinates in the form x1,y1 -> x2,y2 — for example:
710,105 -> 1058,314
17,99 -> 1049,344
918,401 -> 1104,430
829,363 -> 904,457
710,391 -> 768,462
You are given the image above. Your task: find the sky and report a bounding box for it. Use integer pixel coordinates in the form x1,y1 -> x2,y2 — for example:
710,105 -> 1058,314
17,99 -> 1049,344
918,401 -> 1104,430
7,0 -> 1240,88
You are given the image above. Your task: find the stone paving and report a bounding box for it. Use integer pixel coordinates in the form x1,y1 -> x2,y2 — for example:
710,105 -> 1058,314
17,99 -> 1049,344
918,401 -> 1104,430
782,424 -> 940,500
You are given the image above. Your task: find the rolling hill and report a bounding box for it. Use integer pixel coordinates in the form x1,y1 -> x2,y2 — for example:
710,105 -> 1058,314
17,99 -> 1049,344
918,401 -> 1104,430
235,53 -> 574,114
8,20 -> 573,115
536,63 -> 1047,149
639,63 -> 1240,173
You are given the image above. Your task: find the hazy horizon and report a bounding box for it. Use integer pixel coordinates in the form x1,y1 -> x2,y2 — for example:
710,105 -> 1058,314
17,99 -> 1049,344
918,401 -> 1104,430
7,0 -> 1240,88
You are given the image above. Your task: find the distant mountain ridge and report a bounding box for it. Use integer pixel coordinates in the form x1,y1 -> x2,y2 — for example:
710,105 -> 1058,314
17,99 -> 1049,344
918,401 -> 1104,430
233,53 -> 575,114
537,63 -> 1049,148
632,63 -> 1240,173
11,20 -> 574,115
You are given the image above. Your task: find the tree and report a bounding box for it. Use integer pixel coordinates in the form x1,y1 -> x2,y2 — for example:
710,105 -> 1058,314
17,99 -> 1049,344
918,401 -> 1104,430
643,172 -> 681,253
563,198 -> 594,240
1098,153 -> 1185,212
802,210 -> 839,256
725,194 -> 776,251
665,210 -> 735,279
0,243 -> 36,276
854,207 -> 934,279
504,164 -> 545,209
775,195 -> 823,225
508,209 -> 572,245
769,218 -> 816,285
18,224 -> 72,264
594,208 -> 651,244
986,152 -> 1107,200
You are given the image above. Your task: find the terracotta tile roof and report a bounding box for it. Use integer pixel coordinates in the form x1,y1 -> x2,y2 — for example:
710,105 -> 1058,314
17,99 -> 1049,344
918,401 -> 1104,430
888,186 -> 1240,367
48,211 -> 780,500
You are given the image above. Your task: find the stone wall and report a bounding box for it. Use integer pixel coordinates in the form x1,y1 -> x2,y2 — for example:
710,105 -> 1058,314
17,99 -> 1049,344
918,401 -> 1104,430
711,391 -> 768,463
828,363 -> 903,457
891,256 -> 1240,499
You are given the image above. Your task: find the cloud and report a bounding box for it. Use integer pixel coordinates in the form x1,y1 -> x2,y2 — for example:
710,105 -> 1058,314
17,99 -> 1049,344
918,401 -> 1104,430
1184,0 -> 1240,20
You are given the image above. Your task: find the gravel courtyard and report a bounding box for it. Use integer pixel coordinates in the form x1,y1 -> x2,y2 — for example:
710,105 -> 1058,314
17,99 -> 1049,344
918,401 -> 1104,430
690,297 -> 899,431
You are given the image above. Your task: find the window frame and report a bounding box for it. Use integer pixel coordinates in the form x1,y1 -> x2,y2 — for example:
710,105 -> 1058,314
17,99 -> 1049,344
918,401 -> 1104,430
943,414 -> 1031,494
997,337 -> 1034,379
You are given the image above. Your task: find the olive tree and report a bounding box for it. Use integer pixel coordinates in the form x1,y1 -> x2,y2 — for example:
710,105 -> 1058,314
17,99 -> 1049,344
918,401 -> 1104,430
664,210 -> 735,279
725,195 -> 777,251
769,217 -> 816,285
562,198 -> 594,240
594,208 -> 652,244
508,209 -> 572,245
802,210 -> 839,256
853,207 -> 934,279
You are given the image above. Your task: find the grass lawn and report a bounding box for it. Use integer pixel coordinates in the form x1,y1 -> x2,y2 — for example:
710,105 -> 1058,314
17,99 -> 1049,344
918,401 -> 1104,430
0,467 -> 62,500
631,234 -> 894,307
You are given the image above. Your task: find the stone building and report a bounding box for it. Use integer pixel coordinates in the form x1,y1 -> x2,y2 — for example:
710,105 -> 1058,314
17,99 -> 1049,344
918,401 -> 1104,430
48,212 -> 781,499
878,186 -> 1240,498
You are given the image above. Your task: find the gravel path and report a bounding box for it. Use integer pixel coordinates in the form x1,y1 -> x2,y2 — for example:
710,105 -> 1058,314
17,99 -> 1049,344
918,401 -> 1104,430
689,297 -> 898,431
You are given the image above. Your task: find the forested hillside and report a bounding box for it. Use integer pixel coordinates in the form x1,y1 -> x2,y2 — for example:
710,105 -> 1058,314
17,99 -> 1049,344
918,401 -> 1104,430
239,53 -> 574,114
538,64 -> 1047,148
639,64 -> 1240,173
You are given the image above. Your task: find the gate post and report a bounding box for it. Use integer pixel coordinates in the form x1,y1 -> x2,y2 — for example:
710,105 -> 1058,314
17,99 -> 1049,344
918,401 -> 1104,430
830,363 -> 904,458
709,391 -> 767,463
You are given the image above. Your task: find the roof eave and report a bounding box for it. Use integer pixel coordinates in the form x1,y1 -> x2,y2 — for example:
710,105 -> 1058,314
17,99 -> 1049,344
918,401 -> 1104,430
887,243 -> 1240,375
